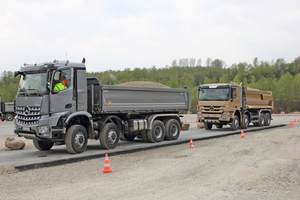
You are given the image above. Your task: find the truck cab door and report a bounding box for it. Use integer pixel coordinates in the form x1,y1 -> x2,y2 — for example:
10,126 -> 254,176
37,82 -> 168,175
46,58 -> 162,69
50,69 -> 76,114
231,87 -> 241,110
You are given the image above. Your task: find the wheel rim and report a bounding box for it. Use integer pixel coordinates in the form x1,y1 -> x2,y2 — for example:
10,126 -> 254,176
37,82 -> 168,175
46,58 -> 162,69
75,131 -> 85,149
154,126 -> 163,138
261,117 -> 264,125
245,117 -> 249,128
234,119 -> 239,129
170,124 -> 178,137
108,129 -> 117,144
7,115 -> 13,121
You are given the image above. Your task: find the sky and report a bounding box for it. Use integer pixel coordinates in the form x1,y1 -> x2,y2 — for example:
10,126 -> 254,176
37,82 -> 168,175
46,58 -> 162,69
0,0 -> 299,73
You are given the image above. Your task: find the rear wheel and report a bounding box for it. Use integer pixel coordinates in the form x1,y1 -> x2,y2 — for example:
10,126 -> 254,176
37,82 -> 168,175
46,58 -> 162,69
65,125 -> 88,154
258,114 -> 265,127
99,123 -> 120,149
147,120 -> 165,143
5,114 -> 14,121
165,119 -> 180,140
241,115 -> 249,129
204,122 -> 213,130
264,113 -> 271,126
121,133 -> 136,141
231,115 -> 239,130
33,140 -> 54,151
216,124 -> 223,129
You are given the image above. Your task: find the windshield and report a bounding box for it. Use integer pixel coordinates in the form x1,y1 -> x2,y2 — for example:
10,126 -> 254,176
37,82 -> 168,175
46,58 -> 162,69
198,88 -> 230,101
19,72 -> 48,93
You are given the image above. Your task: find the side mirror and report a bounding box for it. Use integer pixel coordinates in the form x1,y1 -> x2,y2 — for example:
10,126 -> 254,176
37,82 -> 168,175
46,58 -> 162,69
232,88 -> 237,99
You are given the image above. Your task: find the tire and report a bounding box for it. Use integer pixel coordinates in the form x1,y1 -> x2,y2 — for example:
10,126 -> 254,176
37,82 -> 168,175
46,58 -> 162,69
216,124 -> 223,129
147,120 -> 165,143
5,114 -> 14,121
33,140 -> 54,151
264,113 -> 271,126
121,133 -> 136,141
241,115 -> 249,129
204,122 -> 212,130
141,131 -> 149,142
99,123 -> 120,149
164,119 -> 181,140
231,115 -> 239,131
258,114 -> 265,127
65,125 -> 88,154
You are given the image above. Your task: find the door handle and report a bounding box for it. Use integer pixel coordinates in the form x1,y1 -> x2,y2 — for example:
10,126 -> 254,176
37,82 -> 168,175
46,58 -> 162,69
65,103 -> 72,109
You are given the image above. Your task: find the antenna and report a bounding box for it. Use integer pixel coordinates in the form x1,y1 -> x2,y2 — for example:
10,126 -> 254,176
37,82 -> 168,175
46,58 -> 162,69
35,58 -> 40,66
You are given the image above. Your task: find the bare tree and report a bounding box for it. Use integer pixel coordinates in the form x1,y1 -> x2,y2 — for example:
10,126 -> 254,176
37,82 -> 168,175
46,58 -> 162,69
206,58 -> 211,67
196,58 -> 202,67
189,58 -> 196,67
171,59 -> 177,67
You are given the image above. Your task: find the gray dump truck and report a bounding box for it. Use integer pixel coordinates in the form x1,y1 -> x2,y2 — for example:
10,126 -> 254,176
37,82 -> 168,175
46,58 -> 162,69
0,96 -> 15,121
14,59 -> 191,153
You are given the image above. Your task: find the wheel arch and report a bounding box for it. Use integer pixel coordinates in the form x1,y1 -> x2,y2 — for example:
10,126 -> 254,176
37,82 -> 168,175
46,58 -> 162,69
147,114 -> 181,130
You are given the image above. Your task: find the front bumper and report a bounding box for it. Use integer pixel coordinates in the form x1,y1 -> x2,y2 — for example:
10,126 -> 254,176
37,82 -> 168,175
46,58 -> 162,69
197,112 -> 231,124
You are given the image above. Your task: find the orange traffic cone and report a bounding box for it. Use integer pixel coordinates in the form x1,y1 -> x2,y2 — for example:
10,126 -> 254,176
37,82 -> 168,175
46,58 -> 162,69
289,119 -> 293,125
185,119 -> 187,123
0,119 -> 2,124
190,139 -> 194,149
273,113 -> 276,117
195,118 -> 198,123
240,129 -> 245,138
294,118 -> 296,122
102,154 -> 112,173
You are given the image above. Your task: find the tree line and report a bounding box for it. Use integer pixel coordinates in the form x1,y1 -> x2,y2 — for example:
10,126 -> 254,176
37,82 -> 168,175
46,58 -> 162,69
1,57 -> 300,113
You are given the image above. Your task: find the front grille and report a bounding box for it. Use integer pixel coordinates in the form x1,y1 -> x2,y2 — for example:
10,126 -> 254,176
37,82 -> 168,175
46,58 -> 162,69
15,106 -> 41,125
201,106 -> 224,113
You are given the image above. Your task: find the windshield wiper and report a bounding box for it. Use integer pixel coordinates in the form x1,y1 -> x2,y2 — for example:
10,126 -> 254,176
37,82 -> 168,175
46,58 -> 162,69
26,89 -> 41,96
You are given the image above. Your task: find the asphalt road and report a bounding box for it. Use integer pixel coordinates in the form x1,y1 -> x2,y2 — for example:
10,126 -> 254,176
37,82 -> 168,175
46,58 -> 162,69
0,113 -> 296,170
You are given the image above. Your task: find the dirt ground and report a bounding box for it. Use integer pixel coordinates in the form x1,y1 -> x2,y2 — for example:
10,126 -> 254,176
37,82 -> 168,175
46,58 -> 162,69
0,122 -> 299,199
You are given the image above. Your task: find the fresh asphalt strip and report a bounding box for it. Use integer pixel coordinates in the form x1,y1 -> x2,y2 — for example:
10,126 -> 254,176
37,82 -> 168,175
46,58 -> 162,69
1,124 -> 286,172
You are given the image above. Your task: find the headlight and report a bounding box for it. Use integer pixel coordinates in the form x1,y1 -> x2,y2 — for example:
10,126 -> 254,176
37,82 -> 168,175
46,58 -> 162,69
221,114 -> 227,119
197,113 -> 203,118
38,126 -> 48,134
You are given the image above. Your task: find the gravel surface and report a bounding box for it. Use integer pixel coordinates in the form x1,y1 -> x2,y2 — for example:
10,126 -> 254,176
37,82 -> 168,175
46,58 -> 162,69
0,120 -> 299,199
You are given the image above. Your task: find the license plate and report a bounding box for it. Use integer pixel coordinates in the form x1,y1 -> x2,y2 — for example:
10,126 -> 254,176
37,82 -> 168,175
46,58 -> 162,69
22,127 -> 30,131
208,115 -> 215,117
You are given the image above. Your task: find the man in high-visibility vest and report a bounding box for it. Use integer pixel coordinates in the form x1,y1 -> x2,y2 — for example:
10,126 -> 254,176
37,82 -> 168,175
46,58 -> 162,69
54,72 -> 67,91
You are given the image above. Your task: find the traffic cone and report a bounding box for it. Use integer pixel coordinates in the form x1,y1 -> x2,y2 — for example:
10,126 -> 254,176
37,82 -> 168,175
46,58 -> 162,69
240,129 -> 245,138
195,118 -> 198,123
102,154 -> 112,173
190,139 -> 194,149
289,119 -> 293,125
294,118 -> 296,122
0,119 -> 2,124
273,113 -> 276,117
185,119 -> 187,124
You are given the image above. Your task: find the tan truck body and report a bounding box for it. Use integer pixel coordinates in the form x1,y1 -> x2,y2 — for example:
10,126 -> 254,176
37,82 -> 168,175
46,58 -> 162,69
197,83 -> 274,130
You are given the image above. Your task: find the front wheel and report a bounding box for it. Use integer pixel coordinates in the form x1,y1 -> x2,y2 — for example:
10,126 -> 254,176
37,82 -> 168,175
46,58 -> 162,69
164,119 -> 181,140
65,125 -> 88,154
231,115 -> 239,130
204,122 -> 212,130
99,123 -> 120,149
241,115 -> 249,129
33,140 -> 54,151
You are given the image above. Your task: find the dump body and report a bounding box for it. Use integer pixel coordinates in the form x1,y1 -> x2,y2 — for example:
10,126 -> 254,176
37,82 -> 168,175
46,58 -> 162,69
197,83 -> 274,131
244,87 -> 274,109
87,77 -> 190,114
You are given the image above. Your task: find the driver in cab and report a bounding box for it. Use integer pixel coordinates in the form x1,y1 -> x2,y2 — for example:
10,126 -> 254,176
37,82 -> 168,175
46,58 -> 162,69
54,72 -> 67,91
